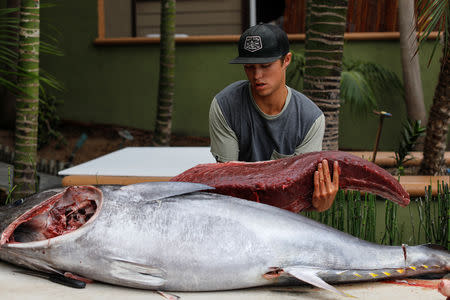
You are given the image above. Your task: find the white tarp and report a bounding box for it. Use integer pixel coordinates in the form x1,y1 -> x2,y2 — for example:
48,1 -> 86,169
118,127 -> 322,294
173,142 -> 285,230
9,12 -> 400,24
58,147 -> 215,177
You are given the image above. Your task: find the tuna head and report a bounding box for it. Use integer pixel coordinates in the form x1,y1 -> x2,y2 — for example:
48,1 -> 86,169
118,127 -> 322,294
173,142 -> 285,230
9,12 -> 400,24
171,150 -> 410,212
0,186 -> 102,272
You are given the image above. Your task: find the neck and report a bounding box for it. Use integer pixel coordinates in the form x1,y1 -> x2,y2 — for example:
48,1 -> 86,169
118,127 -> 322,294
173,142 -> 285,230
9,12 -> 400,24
252,85 -> 288,115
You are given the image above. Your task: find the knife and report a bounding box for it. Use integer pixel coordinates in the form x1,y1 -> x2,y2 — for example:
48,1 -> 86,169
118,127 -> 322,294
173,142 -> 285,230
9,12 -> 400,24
14,269 -> 86,289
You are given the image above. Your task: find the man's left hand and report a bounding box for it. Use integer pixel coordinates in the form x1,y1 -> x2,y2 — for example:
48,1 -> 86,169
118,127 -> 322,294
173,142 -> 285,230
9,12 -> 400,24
312,159 -> 339,212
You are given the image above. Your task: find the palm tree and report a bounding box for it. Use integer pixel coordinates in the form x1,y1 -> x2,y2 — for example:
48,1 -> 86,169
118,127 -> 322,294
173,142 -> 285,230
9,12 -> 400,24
398,0 -> 426,125
152,0 -> 176,146
302,0 -> 349,150
287,53 -> 404,118
416,0 -> 449,175
13,0 -> 40,198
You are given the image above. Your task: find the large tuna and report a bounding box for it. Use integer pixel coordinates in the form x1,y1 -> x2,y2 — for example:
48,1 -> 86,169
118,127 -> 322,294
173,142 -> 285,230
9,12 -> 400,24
0,182 -> 447,296
171,150 -> 410,212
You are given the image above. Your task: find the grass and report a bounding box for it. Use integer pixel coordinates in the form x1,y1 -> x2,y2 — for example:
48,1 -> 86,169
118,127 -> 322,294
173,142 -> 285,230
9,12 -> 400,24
302,183 -> 450,249
303,190 -> 377,243
5,165 -> 17,205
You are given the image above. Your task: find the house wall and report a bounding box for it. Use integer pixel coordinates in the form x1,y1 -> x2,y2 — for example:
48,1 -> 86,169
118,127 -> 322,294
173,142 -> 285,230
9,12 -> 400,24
39,0 -> 443,151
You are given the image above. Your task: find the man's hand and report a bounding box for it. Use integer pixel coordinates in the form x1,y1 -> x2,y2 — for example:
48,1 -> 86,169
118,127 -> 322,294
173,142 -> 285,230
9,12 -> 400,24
312,160 -> 339,212
438,279 -> 450,298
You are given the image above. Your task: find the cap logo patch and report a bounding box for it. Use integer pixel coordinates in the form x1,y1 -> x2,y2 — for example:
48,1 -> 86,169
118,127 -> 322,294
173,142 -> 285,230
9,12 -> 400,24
244,36 -> 263,52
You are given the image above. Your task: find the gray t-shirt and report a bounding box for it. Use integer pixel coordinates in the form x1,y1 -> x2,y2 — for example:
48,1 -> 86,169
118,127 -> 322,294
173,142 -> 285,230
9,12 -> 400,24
209,80 -> 325,162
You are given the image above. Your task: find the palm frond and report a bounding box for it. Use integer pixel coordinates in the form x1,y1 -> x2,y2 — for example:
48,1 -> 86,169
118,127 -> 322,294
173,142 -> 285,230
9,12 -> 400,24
416,0 -> 449,64
341,61 -> 403,118
40,40 -> 63,56
0,48 -> 18,64
287,52 -> 404,119
340,70 -> 377,116
286,51 -> 305,91
347,61 -> 404,99
39,68 -> 64,91
395,119 -> 426,170
0,76 -> 29,95
0,7 -> 20,16
0,5 -> 64,96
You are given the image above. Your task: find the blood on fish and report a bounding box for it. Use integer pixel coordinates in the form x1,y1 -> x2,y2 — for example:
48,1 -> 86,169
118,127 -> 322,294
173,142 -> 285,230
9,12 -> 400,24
263,267 -> 284,280
64,272 -> 94,284
383,279 -> 440,289
4,186 -> 99,244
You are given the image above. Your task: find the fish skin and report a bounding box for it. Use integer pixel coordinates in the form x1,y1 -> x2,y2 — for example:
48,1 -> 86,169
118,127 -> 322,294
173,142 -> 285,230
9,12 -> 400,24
0,182 -> 447,294
170,151 -> 410,212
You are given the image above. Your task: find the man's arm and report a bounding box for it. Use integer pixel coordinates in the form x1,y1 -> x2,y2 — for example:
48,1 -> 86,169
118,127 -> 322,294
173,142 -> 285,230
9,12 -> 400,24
295,114 -> 339,212
209,97 -> 239,162
294,114 -> 325,155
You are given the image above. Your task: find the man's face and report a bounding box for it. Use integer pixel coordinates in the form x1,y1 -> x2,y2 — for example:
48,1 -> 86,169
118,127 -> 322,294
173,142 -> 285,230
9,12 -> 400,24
243,53 -> 291,98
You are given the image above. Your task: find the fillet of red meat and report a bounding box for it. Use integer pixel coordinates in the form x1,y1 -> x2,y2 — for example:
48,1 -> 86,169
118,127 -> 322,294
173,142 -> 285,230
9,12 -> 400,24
170,151 -> 410,212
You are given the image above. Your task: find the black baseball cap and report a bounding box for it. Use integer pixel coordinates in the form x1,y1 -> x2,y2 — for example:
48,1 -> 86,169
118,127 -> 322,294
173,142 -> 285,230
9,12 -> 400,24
230,23 -> 290,64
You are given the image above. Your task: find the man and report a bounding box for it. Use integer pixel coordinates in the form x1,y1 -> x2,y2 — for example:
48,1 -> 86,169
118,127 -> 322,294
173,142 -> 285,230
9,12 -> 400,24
209,23 -> 339,212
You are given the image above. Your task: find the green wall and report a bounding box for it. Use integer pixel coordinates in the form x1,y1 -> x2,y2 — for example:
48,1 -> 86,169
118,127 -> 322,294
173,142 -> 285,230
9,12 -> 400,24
40,0 -> 443,150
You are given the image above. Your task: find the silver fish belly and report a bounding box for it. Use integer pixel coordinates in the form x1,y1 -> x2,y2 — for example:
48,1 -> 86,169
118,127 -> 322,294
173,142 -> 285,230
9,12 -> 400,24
0,182 -> 448,295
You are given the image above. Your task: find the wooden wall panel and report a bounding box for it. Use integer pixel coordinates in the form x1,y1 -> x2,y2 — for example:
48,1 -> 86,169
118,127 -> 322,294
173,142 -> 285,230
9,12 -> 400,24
136,0 -> 242,36
284,0 -> 404,34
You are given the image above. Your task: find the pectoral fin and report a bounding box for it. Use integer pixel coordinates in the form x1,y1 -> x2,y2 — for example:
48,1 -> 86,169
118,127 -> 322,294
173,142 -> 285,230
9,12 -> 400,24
156,291 -> 180,300
110,258 -> 166,288
283,266 -> 353,297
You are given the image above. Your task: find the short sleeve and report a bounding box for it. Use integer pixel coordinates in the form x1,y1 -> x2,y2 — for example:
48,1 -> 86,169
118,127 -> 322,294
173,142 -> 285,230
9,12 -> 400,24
209,97 -> 239,162
294,113 -> 325,154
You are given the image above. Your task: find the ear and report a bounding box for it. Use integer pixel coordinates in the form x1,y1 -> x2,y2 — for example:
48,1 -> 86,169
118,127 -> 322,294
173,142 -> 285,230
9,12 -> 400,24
283,52 -> 292,69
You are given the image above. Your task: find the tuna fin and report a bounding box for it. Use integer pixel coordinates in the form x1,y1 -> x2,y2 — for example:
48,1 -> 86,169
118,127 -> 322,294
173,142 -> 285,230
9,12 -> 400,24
119,182 -> 214,202
110,259 -> 166,288
155,291 -> 180,300
284,266 -> 354,298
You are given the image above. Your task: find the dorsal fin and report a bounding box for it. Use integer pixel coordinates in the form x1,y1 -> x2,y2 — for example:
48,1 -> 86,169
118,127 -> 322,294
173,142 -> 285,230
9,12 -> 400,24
119,182 -> 214,202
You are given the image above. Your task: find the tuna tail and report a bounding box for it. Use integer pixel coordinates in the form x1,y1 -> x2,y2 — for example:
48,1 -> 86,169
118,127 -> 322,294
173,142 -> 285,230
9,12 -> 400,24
405,244 -> 450,274
171,151 -> 410,213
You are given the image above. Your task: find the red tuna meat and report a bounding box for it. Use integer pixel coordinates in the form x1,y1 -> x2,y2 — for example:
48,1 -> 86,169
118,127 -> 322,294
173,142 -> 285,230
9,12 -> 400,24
170,151 -> 410,213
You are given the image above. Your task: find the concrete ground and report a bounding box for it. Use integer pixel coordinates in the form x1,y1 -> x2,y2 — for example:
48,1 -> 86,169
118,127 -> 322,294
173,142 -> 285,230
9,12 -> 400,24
0,261 -> 444,300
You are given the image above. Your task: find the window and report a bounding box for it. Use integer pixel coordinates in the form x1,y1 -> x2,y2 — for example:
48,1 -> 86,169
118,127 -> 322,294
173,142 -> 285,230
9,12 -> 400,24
97,0 -> 437,43
103,0 -> 245,38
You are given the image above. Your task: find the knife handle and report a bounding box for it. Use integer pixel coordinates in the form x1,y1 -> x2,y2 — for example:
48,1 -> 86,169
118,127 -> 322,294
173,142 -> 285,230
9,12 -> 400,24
48,274 -> 86,289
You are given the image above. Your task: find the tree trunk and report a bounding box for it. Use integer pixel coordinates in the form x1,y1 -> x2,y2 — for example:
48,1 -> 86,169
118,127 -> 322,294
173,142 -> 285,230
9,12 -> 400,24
13,0 -> 40,198
152,0 -> 176,146
419,28 -> 450,175
0,0 -> 20,129
398,0 -> 426,124
303,0 -> 348,150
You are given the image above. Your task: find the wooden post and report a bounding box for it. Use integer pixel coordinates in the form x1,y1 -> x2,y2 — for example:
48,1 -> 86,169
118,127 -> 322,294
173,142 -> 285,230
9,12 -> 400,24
372,111 -> 392,162
98,0 -> 105,39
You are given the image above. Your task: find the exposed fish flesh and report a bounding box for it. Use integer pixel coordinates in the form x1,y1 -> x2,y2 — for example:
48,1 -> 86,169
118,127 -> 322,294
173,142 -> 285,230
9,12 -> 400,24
171,151 -> 410,212
0,182 -> 446,296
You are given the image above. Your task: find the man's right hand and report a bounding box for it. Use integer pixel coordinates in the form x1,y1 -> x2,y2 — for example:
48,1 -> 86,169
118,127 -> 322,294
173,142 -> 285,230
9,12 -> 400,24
312,160 -> 339,212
